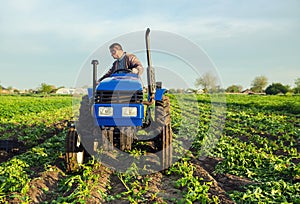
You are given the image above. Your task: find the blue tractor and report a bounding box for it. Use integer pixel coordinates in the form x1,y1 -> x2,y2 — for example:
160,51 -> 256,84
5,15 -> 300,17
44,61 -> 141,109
65,28 -> 172,172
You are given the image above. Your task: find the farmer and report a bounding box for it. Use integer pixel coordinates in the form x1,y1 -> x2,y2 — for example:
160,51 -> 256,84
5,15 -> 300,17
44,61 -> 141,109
97,43 -> 144,82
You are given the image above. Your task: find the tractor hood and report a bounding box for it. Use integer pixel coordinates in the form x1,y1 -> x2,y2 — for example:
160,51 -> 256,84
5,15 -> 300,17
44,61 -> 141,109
97,73 -> 143,91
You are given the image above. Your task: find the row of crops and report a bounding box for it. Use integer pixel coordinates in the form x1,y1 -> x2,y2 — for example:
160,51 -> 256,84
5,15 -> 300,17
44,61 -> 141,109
0,96 -> 73,202
0,94 -> 299,203
216,95 -> 299,203
0,96 -> 73,144
171,94 -> 300,203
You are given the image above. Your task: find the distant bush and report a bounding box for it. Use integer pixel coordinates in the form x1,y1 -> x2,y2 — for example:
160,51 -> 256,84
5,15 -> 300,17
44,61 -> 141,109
226,85 -> 243,93
265,83 -> 288,95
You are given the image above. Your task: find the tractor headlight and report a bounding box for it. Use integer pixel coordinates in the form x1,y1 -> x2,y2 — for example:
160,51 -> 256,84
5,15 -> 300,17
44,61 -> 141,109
99,107 -> 113,116
122,107 -> 137,117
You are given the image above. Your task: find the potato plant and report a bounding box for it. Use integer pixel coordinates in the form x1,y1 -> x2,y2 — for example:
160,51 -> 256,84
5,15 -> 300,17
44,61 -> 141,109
0,94 -> 298,203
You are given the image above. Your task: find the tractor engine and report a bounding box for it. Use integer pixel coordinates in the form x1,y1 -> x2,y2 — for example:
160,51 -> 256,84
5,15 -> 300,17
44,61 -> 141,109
94,73 -> 144,127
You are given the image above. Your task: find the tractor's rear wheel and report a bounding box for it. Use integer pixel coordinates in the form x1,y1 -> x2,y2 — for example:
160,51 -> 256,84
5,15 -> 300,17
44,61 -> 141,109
65,127 -> 84,172
154,96 -> 172,169
77,95 -> 97,156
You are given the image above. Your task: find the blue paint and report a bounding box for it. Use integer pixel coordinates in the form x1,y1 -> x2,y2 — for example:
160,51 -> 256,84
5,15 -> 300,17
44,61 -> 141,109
155,88 -> 166,101
97,73 -> 143,91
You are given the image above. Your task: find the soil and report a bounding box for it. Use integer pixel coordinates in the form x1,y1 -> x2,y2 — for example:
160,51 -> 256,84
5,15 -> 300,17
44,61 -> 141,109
4,152 -> 259,204
27,168 -> 64,203
2,122 -> 257,203
0,121 -> 67,163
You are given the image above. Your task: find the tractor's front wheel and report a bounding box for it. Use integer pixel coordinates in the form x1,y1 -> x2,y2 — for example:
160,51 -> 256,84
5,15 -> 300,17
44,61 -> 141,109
65,127 -> 84,172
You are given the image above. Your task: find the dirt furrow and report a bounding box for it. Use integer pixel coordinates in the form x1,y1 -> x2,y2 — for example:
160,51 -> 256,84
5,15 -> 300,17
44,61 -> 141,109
26,167 -> 65,203
0,121 -> 68,163
85,164 -> 113,203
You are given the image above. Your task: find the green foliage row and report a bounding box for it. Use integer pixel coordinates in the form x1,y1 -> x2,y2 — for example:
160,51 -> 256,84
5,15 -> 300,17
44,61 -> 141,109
0,95 -> 72,118
0,96 -> 74,202
0,96 -> 73,144
168,93 -> 299,203
0,94 -> 299,203
167,159 -> 217,203
204,94 -> 298,203
0,132 -> 67,202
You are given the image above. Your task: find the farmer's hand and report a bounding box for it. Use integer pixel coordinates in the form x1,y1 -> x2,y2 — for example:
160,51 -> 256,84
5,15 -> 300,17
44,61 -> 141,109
132,68 -> 138,74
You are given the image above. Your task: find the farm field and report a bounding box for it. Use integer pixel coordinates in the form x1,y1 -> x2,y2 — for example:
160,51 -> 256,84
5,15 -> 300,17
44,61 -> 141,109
0,94 -> 299,203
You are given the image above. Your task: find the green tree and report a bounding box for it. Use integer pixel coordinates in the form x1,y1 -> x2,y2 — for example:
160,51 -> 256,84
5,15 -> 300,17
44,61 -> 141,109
225,85 -> 243,93
7,86 -> 12,90
294,77 -> 300,94
265,83 -> 288,95
195,72 -> 217,93
38,83 -> 55,94
250,76 -> 268,93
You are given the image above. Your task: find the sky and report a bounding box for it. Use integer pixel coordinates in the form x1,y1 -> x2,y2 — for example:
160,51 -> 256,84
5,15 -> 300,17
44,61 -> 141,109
0,0 -> 299,90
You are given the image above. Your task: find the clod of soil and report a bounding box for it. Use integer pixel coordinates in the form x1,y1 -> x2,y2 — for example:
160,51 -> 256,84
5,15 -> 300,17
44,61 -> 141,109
27,169 -> 64,203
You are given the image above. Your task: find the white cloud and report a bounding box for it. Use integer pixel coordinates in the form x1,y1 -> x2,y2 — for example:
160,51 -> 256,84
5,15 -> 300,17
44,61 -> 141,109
0,0 -> 299,89
1,0 -> 296,52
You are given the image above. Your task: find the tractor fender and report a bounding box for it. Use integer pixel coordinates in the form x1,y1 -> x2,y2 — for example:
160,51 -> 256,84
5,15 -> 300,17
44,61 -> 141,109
154,89 -> 166,101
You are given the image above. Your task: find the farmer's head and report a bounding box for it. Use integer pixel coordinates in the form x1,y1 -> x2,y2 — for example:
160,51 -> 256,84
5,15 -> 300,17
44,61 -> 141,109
109,43 -> 124,59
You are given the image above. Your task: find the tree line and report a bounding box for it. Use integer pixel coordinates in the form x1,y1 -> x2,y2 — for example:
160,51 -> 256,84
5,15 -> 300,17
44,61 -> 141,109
0,83 -> 64,94
194,73 -> 300,95
1,76 -> 300,95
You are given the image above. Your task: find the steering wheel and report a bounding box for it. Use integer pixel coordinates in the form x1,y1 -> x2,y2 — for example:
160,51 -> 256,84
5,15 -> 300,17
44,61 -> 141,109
112,69 -> 132,74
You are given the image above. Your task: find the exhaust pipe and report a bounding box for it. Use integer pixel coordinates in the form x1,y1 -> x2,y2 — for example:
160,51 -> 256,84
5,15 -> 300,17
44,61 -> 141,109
146,28 -> 156,96
91,60 -> 99,100
144,28 -> 156,105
